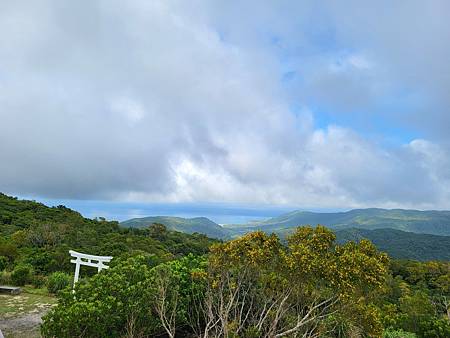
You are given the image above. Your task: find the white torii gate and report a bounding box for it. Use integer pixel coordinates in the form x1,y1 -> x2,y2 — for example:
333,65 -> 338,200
69,250 -> 113,286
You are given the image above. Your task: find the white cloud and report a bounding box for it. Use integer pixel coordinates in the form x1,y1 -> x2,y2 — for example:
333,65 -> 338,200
0,0 -> 450,209
110,97 -> 146,125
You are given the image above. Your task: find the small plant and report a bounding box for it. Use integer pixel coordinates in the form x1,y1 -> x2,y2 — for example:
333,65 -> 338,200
11,263 -> 33,286
383,329 -> 417,338
47,272 -> 71,294
0,256 -> 8,271
0,270 -> 12,285
32,274 -> 47,288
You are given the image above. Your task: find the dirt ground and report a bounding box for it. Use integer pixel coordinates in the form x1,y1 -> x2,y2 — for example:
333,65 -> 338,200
0,291 -> 56,338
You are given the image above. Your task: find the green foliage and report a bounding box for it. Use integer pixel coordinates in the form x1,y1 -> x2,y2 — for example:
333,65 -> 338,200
31,274 -> 47,288
11,263 -> 33,286
0,237 -> 18,261
0,270 -> 12,285
0,193 -> 217,277
380,260 -> 450,338
0,255 -> 7,271
240,208 -> 450,236
121,215 -> 230,238
2,193 -> 449,337
336,228 -> 450,261
42,256 -> 158,338
124,210 -> 450,261
47,272 -> 71,294
127,209 -> 450,239
383,329 -> 417,338
148,222 -> 168,240
37,228 -> 450,337
41,254 -> 206,338
206,226 -> 389,337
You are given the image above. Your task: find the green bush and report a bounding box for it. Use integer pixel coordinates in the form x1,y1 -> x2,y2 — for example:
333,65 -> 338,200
383,329 -> 417,338
41,255 -> 205,338
24,249 -> 54,274
0,256 -> 8,271
47,272 -> 71,294
11,263 -> 33,286
42,256 -> 159,338
32,274 -> 47,288
0,271 -> 12,285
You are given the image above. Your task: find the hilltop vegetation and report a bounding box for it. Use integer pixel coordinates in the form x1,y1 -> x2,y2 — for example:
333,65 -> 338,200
0,193 -> 449,337
41,226 -> 450,338
0,193 -> 216,278
42,226 -> 393,337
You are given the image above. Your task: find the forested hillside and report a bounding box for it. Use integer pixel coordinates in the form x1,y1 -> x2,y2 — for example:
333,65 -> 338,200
121,215 -> 230,238
0,193 -> 216,276
226,208 -> 450,236
123,212 -> 450,261
335,228 -> 450,261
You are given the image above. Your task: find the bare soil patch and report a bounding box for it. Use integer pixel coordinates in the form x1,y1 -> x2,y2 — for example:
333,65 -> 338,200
0,292 -> 55,338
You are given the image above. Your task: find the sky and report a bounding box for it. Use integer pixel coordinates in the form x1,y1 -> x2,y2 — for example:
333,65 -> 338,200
1,0 -> 450,220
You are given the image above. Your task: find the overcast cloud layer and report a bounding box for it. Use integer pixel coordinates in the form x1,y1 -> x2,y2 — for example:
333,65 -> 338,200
1,0 -> 450,209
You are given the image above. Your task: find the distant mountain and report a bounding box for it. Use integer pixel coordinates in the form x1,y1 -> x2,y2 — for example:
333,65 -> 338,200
225,208 -> 450,236
120,213 -> 450,261
120,216 -> 230,239
121,208 -> 450,240
335,228 -> 450,261
121,209 -> 450,261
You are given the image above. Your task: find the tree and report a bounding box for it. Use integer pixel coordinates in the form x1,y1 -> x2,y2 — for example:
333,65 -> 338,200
151,264 -> 181,338
201,226 -> 389,337
149,223 -> 168,240
11,263 -> 33,286
381,260 -> 450,337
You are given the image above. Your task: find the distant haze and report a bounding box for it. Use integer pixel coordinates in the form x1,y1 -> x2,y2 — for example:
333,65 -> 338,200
32,197 -> 325,224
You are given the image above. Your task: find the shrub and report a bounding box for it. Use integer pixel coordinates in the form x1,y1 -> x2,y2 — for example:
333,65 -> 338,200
11,263 -> 33,286
24,250 -> 53,274
47,272 -> 71,294
383,329 -> 417,338
42,256 -> 159,338
32,274 -> 47,288
41,255 -> 205,338
0,270 -> 12,285
0,256 -> 8,271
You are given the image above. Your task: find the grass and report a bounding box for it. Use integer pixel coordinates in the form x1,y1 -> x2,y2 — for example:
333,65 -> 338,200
0,290 -> 55,318
21,286 -> 51,296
